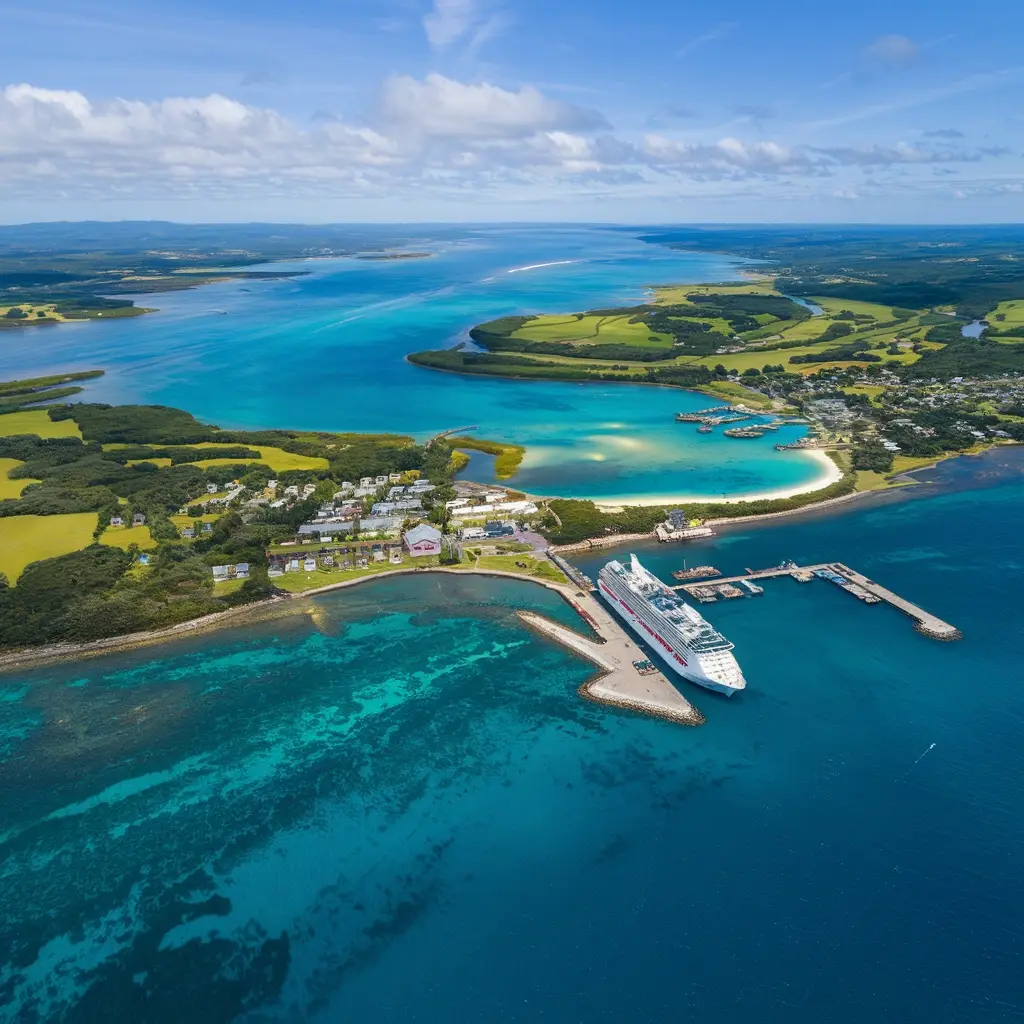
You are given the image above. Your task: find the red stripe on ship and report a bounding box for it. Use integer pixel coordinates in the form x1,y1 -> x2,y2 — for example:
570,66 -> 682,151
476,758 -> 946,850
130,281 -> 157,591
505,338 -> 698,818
601,584 -> 687,666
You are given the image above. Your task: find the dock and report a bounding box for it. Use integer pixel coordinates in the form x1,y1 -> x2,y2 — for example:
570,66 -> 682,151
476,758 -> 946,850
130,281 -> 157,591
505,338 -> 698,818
671,562 -> 960,641
518,589 -> 705,727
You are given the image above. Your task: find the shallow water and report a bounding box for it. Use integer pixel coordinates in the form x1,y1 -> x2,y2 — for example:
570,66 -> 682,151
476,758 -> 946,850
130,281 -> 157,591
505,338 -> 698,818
2,452 -> 1022,1022
0,226 -> 827,502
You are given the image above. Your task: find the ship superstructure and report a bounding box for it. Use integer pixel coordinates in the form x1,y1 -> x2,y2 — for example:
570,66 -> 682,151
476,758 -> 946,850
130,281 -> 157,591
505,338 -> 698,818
598,554 -> 746,695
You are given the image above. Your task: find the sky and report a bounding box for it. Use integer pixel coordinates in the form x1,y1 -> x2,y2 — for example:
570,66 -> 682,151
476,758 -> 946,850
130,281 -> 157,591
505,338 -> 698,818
1,0 -> 1023,223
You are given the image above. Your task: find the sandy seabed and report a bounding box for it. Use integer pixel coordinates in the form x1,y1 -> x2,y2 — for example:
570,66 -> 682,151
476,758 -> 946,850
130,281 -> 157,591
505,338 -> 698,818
593,450 -> 843,509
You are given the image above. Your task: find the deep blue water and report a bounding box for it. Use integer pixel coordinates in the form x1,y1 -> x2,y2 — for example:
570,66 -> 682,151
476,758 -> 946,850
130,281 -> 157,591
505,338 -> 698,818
0,225 -> 829,503
1,450 -> 1022,1023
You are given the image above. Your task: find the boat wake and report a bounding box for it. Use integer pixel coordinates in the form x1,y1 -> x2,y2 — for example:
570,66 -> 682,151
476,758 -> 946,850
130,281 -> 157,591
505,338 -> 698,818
506,260 -> 579,274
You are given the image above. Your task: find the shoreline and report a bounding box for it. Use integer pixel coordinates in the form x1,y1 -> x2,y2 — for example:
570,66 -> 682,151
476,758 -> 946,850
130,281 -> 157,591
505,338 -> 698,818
0,566 -> 586,675
1,444 -> 1013,674
589,449 -> 843,509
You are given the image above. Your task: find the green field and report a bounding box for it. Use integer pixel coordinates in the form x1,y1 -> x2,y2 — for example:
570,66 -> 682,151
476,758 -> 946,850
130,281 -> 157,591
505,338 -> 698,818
99,524 -> 157,550
109,442 -> 329,472
0,458 -> 39,499
0,409 -> 82,438
988,299 -> 1024,329
808,296 -> 903,319
0,512 -> 99,583
654,280 -> 779,303
512,314 -> 675,348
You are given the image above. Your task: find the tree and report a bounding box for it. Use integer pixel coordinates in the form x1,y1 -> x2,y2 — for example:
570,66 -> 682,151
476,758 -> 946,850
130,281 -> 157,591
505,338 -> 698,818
5,307 -> 28,319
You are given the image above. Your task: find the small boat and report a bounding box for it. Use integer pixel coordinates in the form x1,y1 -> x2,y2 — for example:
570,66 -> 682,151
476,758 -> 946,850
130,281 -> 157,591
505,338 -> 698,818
697,425 -> 713,434
672,564 -> 720,580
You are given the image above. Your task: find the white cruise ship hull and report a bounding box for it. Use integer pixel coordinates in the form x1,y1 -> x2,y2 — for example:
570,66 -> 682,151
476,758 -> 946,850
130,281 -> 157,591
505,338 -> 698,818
598,580 -> 741,696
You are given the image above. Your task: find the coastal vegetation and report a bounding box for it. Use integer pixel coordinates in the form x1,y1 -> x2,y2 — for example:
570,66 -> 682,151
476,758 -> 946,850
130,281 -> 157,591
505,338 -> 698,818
411,281 -> 963,392
449,436 -> 526,480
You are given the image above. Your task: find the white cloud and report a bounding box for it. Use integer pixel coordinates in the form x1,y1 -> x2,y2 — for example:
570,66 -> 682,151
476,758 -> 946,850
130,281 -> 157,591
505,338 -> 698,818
643,135 -> 817,175
423,0 -> 481,47
0,78 -> 1011,205
378,73 -> 607,140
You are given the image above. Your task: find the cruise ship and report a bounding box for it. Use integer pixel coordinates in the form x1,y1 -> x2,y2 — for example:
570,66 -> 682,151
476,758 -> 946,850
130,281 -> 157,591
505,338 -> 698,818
598,554 -> 746,696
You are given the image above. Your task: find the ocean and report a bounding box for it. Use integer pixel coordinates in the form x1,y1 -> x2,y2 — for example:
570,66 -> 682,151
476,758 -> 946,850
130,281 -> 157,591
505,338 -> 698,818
1,449 -> 1022,1023
0,225 -> 828,504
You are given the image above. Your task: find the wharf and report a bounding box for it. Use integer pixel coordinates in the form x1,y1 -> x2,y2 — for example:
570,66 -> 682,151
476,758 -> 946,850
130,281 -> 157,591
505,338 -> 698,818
671,562 -> 960,641
518,590 -> 705,727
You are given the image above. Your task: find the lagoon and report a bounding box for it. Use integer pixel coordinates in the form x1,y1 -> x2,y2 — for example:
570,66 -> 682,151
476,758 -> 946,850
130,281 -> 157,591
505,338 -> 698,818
0,226 -> 830,503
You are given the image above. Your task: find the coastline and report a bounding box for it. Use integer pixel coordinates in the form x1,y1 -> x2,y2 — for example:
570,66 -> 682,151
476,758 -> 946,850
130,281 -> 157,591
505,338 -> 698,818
0,443 -> 1012,673
590,449 -> 843,509
0,566 -> 586,675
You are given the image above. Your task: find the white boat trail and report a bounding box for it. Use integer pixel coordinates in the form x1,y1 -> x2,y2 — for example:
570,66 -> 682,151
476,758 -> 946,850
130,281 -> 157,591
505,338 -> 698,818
899,742 -> 936,779
506,260 -> 579,274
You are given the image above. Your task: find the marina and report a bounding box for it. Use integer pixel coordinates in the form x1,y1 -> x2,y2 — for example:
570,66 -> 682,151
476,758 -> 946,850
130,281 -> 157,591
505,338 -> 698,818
670,561 -> 961,640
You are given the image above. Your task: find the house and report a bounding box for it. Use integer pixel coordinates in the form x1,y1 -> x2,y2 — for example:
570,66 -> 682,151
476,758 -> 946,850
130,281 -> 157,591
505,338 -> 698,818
137,553 -> 150,566
389,549 -> 403,564
375,475 -> 388,486
201,521 -> 213,533
267,479 -> 278,491
484,520 -> 515,538
287,558 -> 300,572
372,549 -> 386,562
389,472 -> 402,483
206,483 -> 219,494
485,491 -> 508,503
180,526 -> 195,539
109,515 -> 124,527
359,476 -> 373,487
235,563 -> 250,579
358,515 -> 402,534
284,485 -> 299,497
666,508 -> 689,530
212,565 -> 229,582
130,512 -> 146,527
460,526 -> 487,541
302,483 -> 316,497
320,554 -> 334,568
403,523 -> 443,557
303,558 -> 317,572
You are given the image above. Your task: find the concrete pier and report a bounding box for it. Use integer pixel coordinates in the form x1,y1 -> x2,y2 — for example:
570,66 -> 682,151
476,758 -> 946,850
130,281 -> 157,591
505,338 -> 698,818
517,590 -> 705,727
672,561 -> 960,641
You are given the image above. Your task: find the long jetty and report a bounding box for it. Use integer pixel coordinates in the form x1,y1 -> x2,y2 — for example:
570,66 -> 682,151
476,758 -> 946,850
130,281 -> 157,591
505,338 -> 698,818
518,586 -> 705,727
671,562 -> 961,641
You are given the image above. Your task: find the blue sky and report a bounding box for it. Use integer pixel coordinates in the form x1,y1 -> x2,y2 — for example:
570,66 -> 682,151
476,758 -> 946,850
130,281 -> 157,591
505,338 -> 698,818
1,0 -> 1023,222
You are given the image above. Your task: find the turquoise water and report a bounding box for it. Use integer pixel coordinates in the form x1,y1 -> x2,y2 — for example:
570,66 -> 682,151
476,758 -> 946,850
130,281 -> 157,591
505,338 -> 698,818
0,226 -> 827,502
1,451 -> 1022,1022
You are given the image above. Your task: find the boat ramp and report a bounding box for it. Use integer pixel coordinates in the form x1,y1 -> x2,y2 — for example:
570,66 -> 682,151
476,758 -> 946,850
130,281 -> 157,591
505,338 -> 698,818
671,561 -> 960,641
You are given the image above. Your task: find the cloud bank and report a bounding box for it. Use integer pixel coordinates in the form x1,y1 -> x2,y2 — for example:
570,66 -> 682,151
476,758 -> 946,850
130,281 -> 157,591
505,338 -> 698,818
0,76 -> 1005,203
